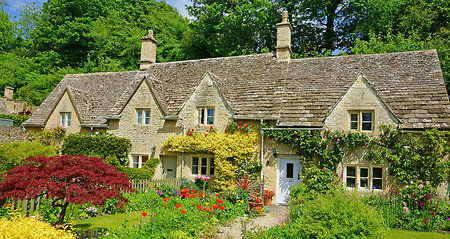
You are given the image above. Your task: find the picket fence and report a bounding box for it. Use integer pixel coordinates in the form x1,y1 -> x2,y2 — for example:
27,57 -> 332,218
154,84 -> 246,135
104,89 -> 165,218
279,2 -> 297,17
11,178 -> 181,212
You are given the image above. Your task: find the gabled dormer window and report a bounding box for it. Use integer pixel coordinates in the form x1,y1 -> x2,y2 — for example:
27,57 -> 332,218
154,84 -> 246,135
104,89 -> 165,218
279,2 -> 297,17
349,111 -> 373,131
60,112 -> 71,127
198,107 -> 214,125
137,109 -> 151,125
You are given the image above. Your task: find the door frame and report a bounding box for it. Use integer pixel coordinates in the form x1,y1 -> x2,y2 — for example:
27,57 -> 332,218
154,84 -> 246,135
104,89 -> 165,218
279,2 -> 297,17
276,158 -> 302,204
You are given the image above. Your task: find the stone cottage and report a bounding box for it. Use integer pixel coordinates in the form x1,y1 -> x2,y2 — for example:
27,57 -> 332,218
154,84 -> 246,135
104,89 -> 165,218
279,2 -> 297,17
23,12 -> 450,203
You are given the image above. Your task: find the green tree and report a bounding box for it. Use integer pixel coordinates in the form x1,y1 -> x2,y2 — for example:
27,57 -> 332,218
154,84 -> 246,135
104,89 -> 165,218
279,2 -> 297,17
187,0 -> 277,58
0,1 -> 20,53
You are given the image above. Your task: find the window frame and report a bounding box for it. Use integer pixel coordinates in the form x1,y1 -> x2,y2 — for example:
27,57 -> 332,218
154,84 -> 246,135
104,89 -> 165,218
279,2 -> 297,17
136,109 -> 151,125
130,154 -> 149,168
348,111 -> 374,132
344,165 -> 384,190
191,155 -> 215,177
197,107 -> 214,125
60,112 -> 71,127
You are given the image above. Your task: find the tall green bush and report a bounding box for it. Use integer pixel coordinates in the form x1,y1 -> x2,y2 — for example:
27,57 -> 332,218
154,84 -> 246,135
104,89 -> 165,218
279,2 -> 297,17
0,141 -> 56,175
62,132 -> 131,163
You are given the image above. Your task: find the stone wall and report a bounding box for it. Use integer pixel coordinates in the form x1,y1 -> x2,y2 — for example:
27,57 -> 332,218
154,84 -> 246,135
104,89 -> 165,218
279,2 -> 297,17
0,125 -> 25,144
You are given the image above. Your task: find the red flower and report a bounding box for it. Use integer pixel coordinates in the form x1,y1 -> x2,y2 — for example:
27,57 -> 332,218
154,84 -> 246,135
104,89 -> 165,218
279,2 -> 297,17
164,202 -> 166,206
225,129 -> 228,133
210,208 -> 214,212
142,212 -> 147,217
219,206 -> 225,211
163,198 -> 168,202
203,207 -> 207,211
216,198 -> 224,204
240,130 -> 243,133
181,209 -> 186,214
192,189 -> 197,193
197,205 -> 201,209
216,193 -> 220,197
238,122 -> 242,125
175,204 -> 181,208
200,193 -> 203,197
210,125 -> 213,130
192,194 -> 197,198
205,133 -> 208,136
213,204 -> 218,209
182,188 -> 188,194
423,218 -> 428,224
186,192 -> 191,197
239,125 -> 242,128
244,125 -> 248,128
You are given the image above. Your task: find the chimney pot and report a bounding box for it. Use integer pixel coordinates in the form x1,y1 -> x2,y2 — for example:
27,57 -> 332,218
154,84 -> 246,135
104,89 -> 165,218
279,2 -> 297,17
276,11 -> 293,61
4,87 -> 13,100
140,29 -> 158,70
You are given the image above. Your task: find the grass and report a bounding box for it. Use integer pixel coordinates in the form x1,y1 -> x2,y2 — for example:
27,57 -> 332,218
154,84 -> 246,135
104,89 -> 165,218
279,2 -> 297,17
74,211 -> 145,233
386,229 -> 450,239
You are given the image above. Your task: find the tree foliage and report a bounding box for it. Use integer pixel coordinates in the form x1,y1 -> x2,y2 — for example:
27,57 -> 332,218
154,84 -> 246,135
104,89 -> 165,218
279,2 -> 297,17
0,155 -> 134,224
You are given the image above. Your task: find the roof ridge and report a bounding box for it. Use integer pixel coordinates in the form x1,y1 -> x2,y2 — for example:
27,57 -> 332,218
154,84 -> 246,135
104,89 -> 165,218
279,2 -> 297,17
290,49 -> 437,62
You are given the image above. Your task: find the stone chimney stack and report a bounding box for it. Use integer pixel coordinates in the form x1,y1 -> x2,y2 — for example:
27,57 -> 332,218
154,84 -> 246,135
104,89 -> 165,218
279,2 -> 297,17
140,30 -> 158,70
4,87 -> 13,100
276,11 -> 292,61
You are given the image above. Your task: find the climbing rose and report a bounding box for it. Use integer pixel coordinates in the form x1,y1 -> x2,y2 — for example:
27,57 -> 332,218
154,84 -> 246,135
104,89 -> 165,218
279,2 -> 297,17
175,204 -> 181,208
142,212 -> 147,217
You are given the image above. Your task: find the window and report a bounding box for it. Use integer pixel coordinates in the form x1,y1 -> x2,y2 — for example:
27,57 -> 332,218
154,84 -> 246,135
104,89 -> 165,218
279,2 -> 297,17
198,107 -> 214,125
60,113 -> 71,127
349,111 -> 373,131
136,109 -> 151,125
131,155 -> 149,168
191,156 -> 214,176
345,165 -> 383,190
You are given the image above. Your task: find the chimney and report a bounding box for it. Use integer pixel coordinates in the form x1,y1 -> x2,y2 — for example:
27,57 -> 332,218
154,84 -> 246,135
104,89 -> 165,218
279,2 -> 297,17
276,11 -> 292,61
4,87 -> 13,100
139,30 -> 158,70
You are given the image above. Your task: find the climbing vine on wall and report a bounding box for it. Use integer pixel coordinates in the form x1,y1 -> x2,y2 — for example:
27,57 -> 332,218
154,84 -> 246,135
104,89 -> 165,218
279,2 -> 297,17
163,130 -> 257,191
262,123 -> 369,171
366,125 -> 450,187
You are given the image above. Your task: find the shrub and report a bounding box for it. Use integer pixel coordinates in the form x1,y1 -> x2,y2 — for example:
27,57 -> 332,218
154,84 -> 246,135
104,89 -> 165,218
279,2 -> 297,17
293,191 -> 383,238
0,141 -> 56,175
0,114 -> 29,127
0,213 -> 75,238
62,132 -> 131,163
115,157 -> 159,180
25,125 -> 65,148
289,163 -> 342,208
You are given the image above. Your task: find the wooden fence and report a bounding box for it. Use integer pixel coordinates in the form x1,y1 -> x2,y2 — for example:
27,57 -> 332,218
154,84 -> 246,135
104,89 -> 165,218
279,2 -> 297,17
11,196 -> 42,214
129,178 -> 181,192
10,178 -> 182,212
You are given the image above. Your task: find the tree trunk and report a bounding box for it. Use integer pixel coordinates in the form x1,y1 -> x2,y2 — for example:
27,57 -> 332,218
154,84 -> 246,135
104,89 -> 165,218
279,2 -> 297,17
324,0 -> 342,50
56,201 -> 69,225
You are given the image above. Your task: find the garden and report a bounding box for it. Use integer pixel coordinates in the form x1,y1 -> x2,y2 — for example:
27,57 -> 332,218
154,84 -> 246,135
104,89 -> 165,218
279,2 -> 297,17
0,122 -> 449,238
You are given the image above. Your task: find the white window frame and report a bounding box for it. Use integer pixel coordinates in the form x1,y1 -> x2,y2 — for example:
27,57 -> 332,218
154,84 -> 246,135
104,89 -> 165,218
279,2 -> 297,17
197,107 -> 214,125
136,109 -> 151,125
130,154 -> 149,168
349,111 -> 374,131
60,112 -> 71,127
344,165 -> 384,190
191,155 -> 214,176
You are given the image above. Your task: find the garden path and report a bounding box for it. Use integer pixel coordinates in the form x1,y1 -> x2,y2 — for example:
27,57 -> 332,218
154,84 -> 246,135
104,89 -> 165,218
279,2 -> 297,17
215,205 -> 289,238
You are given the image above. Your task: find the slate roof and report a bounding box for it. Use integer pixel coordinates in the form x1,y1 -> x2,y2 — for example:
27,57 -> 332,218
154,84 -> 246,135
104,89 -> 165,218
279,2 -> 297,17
24,50 -> 450,129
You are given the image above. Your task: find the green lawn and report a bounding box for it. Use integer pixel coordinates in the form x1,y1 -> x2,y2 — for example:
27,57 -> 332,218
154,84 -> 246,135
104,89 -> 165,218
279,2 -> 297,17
74,211 -> 145,233
386,230 -> 450,239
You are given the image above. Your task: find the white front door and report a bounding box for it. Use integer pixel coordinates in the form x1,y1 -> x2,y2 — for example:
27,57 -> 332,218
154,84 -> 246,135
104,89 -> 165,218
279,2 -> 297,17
277,159 -> 302,204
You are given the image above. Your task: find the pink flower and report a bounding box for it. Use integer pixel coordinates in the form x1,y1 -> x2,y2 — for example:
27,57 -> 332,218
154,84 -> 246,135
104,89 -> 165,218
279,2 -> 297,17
378,141 -> 382,145
423,218 -> 428,224
334,135 -> 338,138
322,167 -> 327,171
405,185 -> 409,189
419,184 -> 423,188
426,181 -> 430,184
341,133 -> 344,137
294,131 -> 297,135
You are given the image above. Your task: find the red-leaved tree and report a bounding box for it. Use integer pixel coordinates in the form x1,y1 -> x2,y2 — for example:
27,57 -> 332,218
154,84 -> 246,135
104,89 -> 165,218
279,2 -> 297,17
0,155 -> 134,224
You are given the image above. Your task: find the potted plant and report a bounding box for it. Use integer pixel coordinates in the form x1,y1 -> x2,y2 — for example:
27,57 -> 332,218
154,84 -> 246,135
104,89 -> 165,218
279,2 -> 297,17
236,176 -> 263,214
263,190 -> 275,206
248,196 -> 263,213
